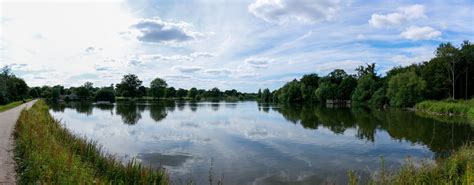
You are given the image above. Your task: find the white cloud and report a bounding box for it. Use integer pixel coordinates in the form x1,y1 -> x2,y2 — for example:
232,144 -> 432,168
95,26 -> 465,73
400,26 -> 441,40
391,54 -> 432,66
190,52 -> 214,58
245,57 -> 274,69
131,18 -> 204,44
204,68 -> 232,76
248,0 -> 342,24
369,4 -> 425,28
173,66 -> 203,73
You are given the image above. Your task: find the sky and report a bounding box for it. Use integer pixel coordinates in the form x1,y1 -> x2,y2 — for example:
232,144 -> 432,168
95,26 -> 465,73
1,0 -> 473,92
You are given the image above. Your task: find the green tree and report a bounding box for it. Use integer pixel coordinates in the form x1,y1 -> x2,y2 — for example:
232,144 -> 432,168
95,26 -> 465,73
166,87 -> 176,98
95,88 -> 116,102
150,77 -> 167,99
300,73 -> 319,101
116,74 -> 142,98
187,87 -> 198,99
176,88 -> 187,99
337,75 -> 357,100
260,88 -> 272,102
435,42 -> 460,99
352,75 -> 378,103
387,71 -> 426,107
315,82 -> 337,102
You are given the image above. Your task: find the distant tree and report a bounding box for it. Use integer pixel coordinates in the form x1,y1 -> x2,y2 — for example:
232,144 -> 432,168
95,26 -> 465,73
315,82 -> 337,102
257,89 -> 262,99
51,87 -> 61,101
352,75 -> 378,103
337,75 -> 357,100
387,71 -> 426,107
208,87 -> 222,98
260,88 -> 272,102
355,63 -> 377,78
75,86 -> 90,100
138,86 -> 147,97
187,87 -> 199,99
166,87 -> 176,98
150,77 -> 167,99
176,88 -> 187,99
95,88 -> 116,102
300,73 -> 319,101
116,74 -> 142,98
369,87 -> 389,108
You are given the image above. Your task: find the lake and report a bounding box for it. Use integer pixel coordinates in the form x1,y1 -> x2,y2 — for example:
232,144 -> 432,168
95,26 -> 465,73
48,101 -> 474,184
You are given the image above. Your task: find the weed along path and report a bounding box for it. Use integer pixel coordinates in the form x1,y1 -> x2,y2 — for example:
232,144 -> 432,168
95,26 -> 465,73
0,100 -> 37,184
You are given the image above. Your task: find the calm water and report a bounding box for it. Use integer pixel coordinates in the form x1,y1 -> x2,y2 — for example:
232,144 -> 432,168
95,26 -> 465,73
48,101 -> 474,184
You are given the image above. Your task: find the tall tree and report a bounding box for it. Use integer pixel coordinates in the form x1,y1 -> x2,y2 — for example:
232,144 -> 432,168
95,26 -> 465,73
435,42 -> 460,99
150,77 -> 167,99
116,74 -> 142,98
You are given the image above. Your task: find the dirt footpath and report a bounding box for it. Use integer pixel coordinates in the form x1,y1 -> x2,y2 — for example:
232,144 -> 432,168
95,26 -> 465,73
0,100 -> 37,184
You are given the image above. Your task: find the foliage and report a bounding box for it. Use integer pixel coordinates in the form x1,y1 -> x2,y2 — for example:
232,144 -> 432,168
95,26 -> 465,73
352,75 -> 378,103
387,71 -> 426,107
14,101 -> 168,184
260,88 -> 272,102
94,88 -> 116,102
187,87 -> 199,99
150,77 -> 167,99
116,74 -> 143,98
0,66 -> 29,105
314,81 -> 338,102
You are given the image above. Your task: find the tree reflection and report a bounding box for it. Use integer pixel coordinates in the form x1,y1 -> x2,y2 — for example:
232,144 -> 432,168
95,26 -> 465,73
273,103 -> 474,156
149,103 -> 168,122
115,102 -> 142,125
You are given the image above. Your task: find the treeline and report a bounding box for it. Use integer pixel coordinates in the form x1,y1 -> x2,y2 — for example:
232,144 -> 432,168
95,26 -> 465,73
0,66 -> 29,105
29,74 -> 256,102
259,40 -> 473,107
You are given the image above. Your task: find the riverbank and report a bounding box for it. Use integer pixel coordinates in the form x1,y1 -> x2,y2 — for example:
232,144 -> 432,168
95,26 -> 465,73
350,143 -> 474,184
415,99 -> 474,122
14,100 -> 168,184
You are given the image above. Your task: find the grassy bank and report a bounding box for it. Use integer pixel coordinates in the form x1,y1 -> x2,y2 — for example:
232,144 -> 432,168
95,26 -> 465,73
350,144 -> 474,184
0,99 -> 31,112
415,99 -> 474,118
14,100 -> 168,184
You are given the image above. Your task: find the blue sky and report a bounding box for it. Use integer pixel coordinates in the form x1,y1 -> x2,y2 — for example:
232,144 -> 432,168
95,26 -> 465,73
1,0 -> 473,92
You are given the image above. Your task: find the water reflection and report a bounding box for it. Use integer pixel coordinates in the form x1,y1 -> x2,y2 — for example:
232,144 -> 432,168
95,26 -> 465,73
48,101 -> 474,184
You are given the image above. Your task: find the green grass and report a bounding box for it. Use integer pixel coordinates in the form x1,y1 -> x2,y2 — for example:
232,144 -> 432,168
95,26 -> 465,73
0,99 -> 31,112
350,144 -> 474,184
14,100 -> 169,184
415,99 -> 474,116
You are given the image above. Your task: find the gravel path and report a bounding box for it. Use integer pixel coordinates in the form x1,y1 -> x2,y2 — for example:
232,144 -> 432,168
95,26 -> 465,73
0,100 -> 37,184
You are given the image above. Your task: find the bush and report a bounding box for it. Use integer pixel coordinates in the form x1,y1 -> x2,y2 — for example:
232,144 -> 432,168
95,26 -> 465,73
387,71 -> 426,107
94,88 -> 116,102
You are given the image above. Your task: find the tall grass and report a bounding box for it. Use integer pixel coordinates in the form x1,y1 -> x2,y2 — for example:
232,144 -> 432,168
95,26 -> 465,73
14,100 -> 169,184
349,144 -> 474,185
416,99 -> 474,116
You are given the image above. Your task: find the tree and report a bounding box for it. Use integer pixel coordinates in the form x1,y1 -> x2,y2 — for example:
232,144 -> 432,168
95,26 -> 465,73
176,88 -> 187,99
436,42 -> 460,99
257,89 -> 262,99
337,75 -> 357,100
460,40 -> 474,99
352,75 -> 378,103
315,82 -> 337,102
150,77 -> 167,99
187,87 -> 198,99
75,86 -> 90,100
51,87 -> 61,101
95,88 -> 116,102
260,88 -> 272,102
300,73 -> 319,101
355,63 -> 377,78
138,86 -> 147,97
116,74 -> 142,98
166,87 -> 176,98
387,71 -> 426,107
